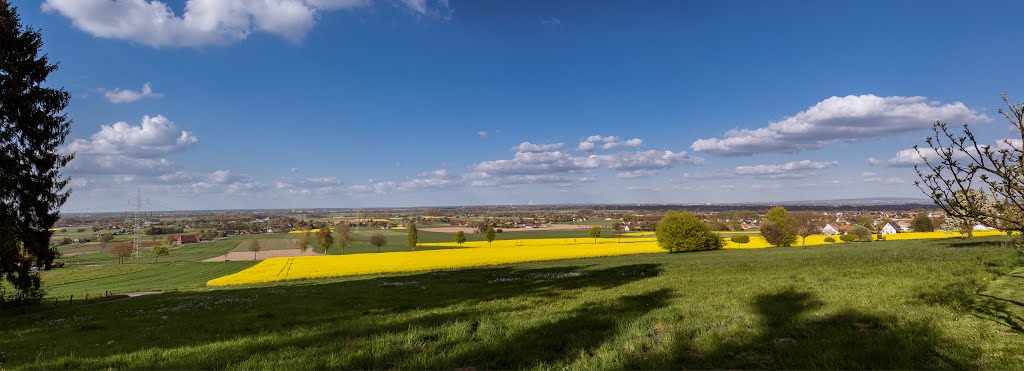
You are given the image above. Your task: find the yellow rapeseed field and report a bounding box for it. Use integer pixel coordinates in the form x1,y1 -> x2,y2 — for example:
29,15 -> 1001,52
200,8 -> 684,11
879,230 -> 1006,240
207,239 -> 664,286
287,228 -> 333,234
621,232 -> 655,237
208,231 -> 1011,286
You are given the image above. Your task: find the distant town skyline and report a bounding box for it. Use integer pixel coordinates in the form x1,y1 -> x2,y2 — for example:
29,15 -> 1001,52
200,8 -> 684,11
19,0 -> 1024,212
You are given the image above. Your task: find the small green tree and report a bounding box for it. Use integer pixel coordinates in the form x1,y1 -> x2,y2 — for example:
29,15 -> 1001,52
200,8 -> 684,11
296,232 -> 310,252
151,245 -> 169,262
849,225 -> 873,242
485,226 -> 496,247
407,222 -> 418,250
656,211 -> 723,253
316,227 -> 334,254
910,214 -> 935,232
824,237 -> 836,244
589,226 -> 602,243
761,206 -> 797,247
839,234 -> 856,242
335,223 -> 352,255
454,230 -> 467,247
613,223 -> 624,242
730,235 -> 750,248
854,215 -> 874,231
249,239 -> 261,260
370,232 -> 387,253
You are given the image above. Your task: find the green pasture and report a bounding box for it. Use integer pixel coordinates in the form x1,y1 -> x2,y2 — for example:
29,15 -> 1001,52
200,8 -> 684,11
4,236 -> 1024,369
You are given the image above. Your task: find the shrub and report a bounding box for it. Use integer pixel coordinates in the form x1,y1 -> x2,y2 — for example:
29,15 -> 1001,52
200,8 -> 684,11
911,214 -> 935,232
656,211 -> 723,253
824,237 -> 835,244
849,225 -> 873,242
839,234 -> 855,242
729,235 -> 753,244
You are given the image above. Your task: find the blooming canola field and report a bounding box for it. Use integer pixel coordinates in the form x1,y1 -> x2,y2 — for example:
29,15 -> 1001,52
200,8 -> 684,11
208,238 -> 664,286
207,231 -> 1010,286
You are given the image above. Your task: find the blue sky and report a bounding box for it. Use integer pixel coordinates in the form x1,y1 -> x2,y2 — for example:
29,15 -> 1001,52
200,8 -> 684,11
17,0 -> 1024,211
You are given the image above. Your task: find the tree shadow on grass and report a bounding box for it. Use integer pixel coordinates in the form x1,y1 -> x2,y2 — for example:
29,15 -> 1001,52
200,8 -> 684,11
625,288 -> 979,369
916,277 -> 1024,334
947,240 -> 1015,248
435,288 -> 676,369
15,263 -> 665,369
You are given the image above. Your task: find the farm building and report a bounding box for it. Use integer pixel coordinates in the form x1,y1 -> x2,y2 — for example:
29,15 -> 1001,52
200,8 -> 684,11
174,235 -> 201,245
881,222 -> 901,235
821,224 -> 841,235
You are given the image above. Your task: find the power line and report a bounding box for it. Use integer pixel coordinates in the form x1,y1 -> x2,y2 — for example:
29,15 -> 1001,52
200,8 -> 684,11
132,188 -> 143,259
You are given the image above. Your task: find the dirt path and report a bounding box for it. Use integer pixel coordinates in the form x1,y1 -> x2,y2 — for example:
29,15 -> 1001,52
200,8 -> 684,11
203,248 -> 323,262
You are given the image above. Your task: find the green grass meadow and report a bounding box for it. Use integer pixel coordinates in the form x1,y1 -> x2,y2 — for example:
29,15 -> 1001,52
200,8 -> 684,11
4,236 -> 1024,369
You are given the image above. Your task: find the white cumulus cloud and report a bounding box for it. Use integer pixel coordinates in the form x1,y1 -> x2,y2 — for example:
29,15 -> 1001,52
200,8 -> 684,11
159,170 -> 264,194
104,82 -> 162,103
683,160 -> 838,180
513,142 -> 564,153
42,0 -> 443,47
577,135 -> 643,152
691,95 -> 989,156
67,115 -> 197,157
65,115 -> 197,175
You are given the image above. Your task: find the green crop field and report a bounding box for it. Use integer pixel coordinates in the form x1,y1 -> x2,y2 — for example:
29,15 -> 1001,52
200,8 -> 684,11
4,236 -> 1024,369
59,237 -> 244,266
39,261 -> 256,297
231,239 -> 299,252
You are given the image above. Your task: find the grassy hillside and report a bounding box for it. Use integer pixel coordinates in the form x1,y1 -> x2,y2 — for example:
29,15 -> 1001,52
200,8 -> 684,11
3,237 -> 1024,369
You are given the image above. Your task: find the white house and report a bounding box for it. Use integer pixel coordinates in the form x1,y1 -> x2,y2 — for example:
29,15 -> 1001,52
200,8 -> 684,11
821,224 -> 840,235
881,222 -> 901,235
973,224 -> 997,231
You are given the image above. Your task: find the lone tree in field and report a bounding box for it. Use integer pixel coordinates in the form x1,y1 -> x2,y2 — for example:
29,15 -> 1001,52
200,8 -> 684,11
791,211 -> 822,247
613,223 -> 624,242
656,211 -> 723,253
335,223 -> 352,255
911,213 -> 935,232
761,207 -> 797,247
316,227 -> 334,254
589,226 -> 602,243
248,239 -> 261,260
915,93 -> 1024,239
454,230 -> 467,247
730,235 -> 750,248
849,225 -> 873,242
296,232 -> 310,252
0,0 -> 74,303
407,222 -> 418,250
485,226 -> 496,247
370,232 -> 387,253
109,243 -> 133,264
151,245 -> 169,262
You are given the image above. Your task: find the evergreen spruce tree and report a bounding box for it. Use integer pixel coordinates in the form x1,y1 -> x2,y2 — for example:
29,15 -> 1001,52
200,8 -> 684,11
0,0 -> 73,303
